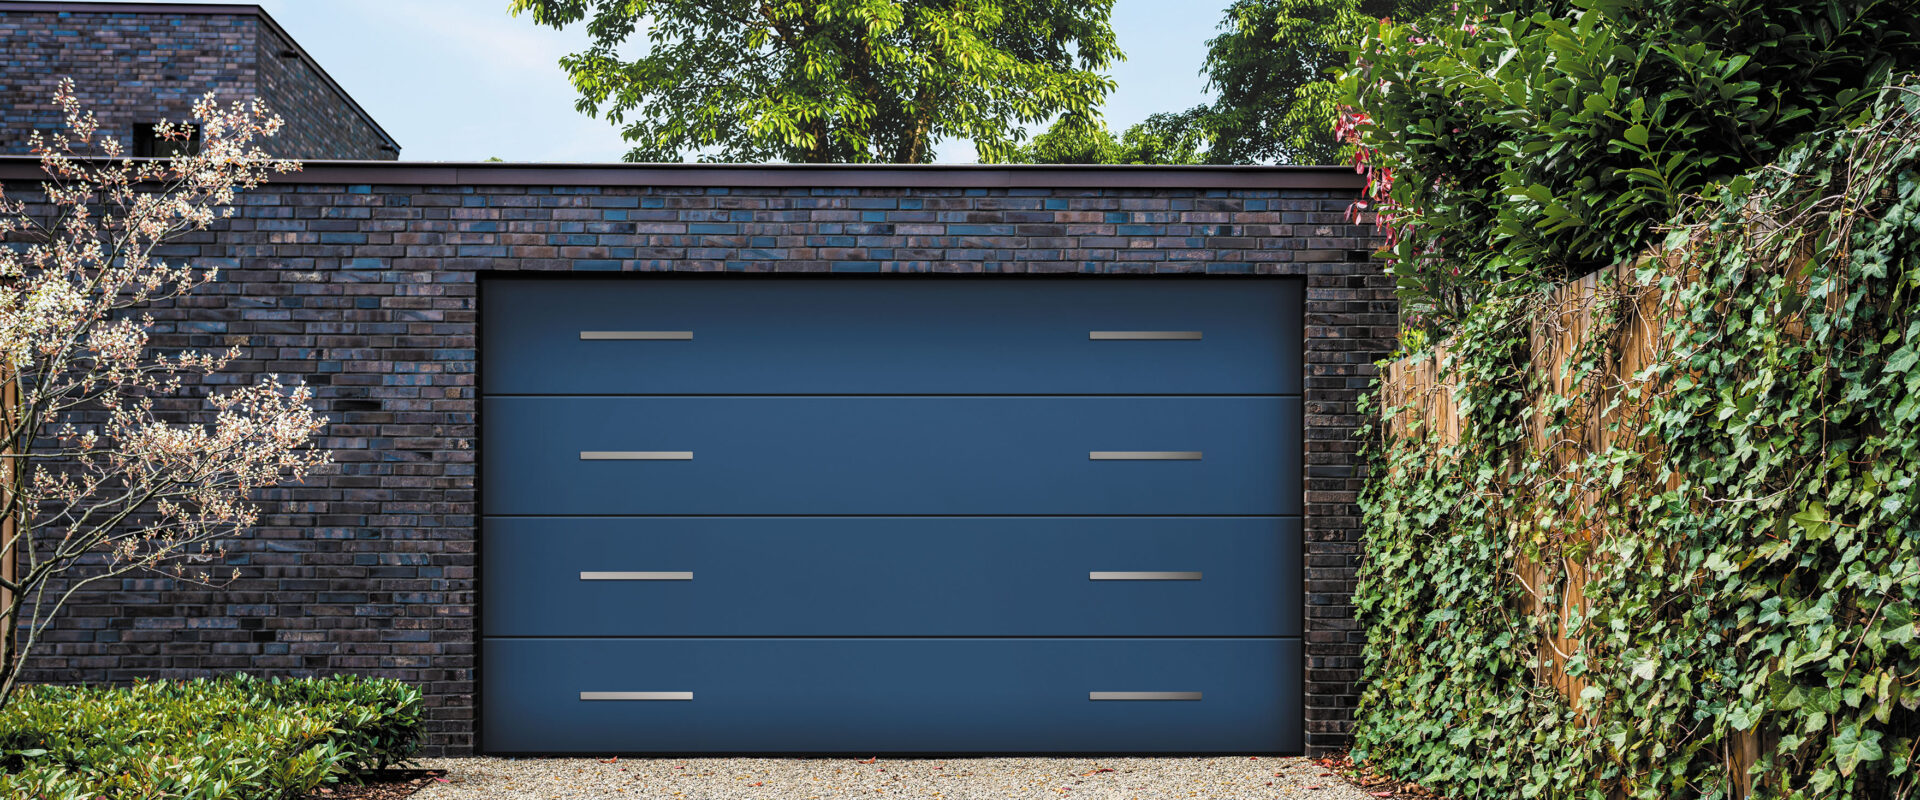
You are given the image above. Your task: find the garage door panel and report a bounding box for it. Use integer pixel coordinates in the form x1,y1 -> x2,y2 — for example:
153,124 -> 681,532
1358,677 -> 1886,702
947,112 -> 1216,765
482,396 -> 1299,515
479,276 -> 1304,755
482,279 -> 1302,396
481,638 -> 1300,753
481,517 -> 1301,637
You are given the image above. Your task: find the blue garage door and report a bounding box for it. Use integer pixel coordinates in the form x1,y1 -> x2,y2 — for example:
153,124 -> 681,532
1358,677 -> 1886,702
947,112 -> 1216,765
480,278 -> 1303,753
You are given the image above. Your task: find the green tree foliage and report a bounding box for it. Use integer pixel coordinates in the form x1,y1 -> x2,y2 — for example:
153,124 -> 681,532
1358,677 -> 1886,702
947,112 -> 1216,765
1007,109 -> 1209,165
1358,84 -> 1920,799
1007,0 -> 1432,166
1200,0 -> 1434,164
509,0 -> 1122,163
1340,0 -> 1920,330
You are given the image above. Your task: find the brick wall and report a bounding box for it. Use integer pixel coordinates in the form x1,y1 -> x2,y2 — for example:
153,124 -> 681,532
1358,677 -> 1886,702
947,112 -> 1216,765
251,18 -> 396,160
12,173 -> 1393,756
0,8 -> 257,153
0,4 -> 396,159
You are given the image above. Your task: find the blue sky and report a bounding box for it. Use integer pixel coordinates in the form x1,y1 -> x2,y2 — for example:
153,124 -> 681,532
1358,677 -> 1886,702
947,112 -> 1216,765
118,0 -> 1234,163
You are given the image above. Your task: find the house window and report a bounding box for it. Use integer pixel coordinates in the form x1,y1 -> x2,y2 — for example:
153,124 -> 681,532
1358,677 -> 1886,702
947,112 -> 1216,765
131,123 -> 202,158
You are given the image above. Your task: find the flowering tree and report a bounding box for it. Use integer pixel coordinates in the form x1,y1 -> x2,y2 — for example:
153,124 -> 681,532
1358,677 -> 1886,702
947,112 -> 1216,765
0,80 -> 327,707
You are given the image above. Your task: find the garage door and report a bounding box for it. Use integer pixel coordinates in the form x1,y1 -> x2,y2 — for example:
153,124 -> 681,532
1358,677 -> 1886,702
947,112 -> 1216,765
479,277 -> 1303,753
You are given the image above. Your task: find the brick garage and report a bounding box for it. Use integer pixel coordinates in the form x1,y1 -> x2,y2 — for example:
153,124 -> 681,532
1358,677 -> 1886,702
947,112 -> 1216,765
0,159 -> 1392,756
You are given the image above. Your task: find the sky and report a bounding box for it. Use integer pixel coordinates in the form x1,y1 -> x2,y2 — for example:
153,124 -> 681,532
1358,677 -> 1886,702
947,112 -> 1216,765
115,0 -> 1235,163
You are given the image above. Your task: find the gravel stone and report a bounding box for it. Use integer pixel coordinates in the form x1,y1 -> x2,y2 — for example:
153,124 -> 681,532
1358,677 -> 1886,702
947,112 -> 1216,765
413,755 -> 1375,800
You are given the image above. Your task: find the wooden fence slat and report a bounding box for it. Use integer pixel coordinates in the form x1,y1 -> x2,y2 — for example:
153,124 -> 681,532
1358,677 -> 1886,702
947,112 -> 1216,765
1378,256 -> 1759,796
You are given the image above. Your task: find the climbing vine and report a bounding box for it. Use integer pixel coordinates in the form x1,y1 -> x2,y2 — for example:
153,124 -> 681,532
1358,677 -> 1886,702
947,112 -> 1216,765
1354,83 -> 1920,798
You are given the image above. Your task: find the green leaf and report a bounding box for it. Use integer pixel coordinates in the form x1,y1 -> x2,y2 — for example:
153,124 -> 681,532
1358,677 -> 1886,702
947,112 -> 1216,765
1833,725 -> 1885,776
1792,501 -> 1833,541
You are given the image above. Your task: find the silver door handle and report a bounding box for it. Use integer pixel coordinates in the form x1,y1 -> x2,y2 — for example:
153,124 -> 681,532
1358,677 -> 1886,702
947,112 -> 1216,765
580,331 -> 693,340
580,692 -> 693,701
1088,331 -> 1202,340
581,451 -> 693,460
1089,691 -> 1201,701
1089,571 -> 1201,581
580,571 -> 693,581
1089,451 -> 1202,460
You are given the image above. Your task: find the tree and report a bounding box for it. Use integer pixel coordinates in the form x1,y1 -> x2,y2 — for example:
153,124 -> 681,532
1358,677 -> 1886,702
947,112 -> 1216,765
0,80 -> 328,706
1340,0 -> 1920,331
1198,0 -> 1436,164
1006,118 -> 1117,164
1007,109 -> 1209,165
510,0 -> 1123,163
1009,0 -> 1434,166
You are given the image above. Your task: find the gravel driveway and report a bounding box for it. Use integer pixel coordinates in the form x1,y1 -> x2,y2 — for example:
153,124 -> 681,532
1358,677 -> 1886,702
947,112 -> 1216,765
412,756 -> 1376,800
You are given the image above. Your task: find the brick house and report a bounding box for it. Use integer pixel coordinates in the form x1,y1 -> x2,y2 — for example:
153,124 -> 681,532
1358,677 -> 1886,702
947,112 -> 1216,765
0,0 -> 396,158
0,1 -> 1393,757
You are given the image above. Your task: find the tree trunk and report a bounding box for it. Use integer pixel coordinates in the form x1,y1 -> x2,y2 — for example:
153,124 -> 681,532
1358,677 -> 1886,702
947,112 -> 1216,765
0,363 -> 17,709
808,118 -> 831,163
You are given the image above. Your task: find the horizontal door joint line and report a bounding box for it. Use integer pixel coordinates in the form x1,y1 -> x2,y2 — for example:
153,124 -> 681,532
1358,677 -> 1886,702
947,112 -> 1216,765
480,514 -> 1300,519
480,393 -> 1300,398
485,635 -> 1302,640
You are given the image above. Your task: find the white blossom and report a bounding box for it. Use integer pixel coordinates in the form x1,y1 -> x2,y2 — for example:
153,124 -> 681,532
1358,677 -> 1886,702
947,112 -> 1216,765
0,79 -> 317,706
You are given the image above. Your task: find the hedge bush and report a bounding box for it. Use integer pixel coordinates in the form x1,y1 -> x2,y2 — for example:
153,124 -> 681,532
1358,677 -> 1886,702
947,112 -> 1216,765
1341,0 -> 1920,333
0,674 -> 422,800
1355,83 -> 1920,798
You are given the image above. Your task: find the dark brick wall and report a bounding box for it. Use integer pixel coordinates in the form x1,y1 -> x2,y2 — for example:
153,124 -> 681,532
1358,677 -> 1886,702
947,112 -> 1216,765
0,5 -> 396,159
251,19 -> 396,160
0,8 -> 257,153
15,178 -> 1393,757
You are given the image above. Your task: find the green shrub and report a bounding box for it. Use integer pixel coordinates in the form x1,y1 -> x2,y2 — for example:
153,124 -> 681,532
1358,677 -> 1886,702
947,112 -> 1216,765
1341,0 -> 1920,331
0,674 -> 422,800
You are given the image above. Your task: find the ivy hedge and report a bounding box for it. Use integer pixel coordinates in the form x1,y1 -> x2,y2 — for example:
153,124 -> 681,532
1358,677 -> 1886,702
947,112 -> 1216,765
1353,83 -> 1920,798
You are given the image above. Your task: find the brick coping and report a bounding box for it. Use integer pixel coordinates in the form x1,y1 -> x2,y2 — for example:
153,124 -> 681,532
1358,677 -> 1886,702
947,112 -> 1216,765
0,156 -> 1365,189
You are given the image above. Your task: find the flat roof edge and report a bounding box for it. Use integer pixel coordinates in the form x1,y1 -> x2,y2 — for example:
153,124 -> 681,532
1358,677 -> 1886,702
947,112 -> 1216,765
0,157 -> 1366,189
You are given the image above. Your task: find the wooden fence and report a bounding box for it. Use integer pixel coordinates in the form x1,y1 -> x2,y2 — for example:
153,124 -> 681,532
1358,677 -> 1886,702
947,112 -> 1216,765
1379,256 -> 1764,795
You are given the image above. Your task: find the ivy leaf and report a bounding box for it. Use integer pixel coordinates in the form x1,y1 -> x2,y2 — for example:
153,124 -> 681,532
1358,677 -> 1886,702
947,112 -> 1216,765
1632,657 -> 1659,681
1883,603 -> 1918,645
1703,552 -> 1736,576
1888,346 -> 1920,374
1898,393 -> 1920,424
1792,501 -> 1833,541
1833,724 -> 1884,776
